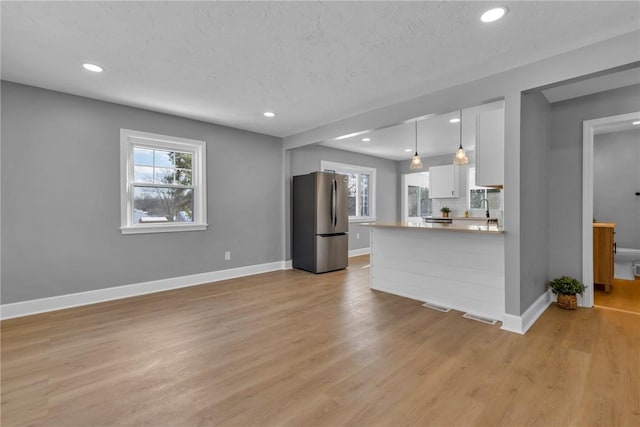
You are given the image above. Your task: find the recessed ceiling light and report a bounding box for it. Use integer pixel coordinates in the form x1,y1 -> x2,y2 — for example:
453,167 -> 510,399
404,148 -> 412,152
449,118 -> 461,123
633,120 -> 640,125
263,112 -> 276,118
82,63 -> 104,73
362,137 -> 371,142
481,7 -> 508,23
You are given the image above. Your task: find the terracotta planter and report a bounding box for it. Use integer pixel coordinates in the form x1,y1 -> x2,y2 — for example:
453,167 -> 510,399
557,294 -> 578,310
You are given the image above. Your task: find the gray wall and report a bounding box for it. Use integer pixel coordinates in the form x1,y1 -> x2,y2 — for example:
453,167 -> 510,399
549,84 -> 640,281
287,145 -> 398,257
594,128 -> 640,249
520,91 -> 551,309
1,81 -> 283,304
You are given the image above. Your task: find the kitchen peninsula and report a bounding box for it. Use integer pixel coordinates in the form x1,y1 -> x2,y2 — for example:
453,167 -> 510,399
364,221 -> 505,321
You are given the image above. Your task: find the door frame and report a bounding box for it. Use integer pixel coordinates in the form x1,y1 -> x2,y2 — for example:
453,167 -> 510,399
581,111 -> 640,307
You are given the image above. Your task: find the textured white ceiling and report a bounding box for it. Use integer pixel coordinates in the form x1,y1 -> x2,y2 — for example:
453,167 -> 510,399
2,1 -> 639,137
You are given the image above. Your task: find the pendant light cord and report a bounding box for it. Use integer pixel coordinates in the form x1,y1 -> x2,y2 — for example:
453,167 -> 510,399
458,110 -> 463,149
415,120 -> 418,154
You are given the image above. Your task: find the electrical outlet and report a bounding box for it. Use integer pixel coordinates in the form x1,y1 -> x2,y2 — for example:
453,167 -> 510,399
225,251 -> 231,260
356,233 -> 360,239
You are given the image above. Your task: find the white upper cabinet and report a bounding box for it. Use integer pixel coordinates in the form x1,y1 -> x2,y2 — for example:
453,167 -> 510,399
475,107 -> 505,187
429,164 -> 459,198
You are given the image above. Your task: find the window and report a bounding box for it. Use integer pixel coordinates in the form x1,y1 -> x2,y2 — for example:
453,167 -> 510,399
321,161 -> 376,222
468,167 -> 501,211
120,129 -> 207,234
404,172 -> 431,220
408,185 -> 432,217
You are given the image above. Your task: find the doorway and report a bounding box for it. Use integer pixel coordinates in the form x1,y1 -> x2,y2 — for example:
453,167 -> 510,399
582,111 -> 640,312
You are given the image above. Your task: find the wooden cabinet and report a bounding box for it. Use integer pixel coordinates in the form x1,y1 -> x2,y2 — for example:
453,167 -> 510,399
476,107 -> 504,187
593,223 -> 616,293
429,164 -> 459,198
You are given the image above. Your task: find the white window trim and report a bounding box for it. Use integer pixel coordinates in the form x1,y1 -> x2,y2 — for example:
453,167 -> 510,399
321,160 -> 376,222
120,129 -> 207,234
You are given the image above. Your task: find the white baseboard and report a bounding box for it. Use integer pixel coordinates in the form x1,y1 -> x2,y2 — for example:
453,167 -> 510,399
501,289 -> 553,334
1,261 -> 287,320
349,247 -> 370,257
283,260 -> 293,270
500,314 -> 524,334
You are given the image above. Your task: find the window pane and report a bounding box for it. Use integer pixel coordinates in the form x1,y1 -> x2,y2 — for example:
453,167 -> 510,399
359,173 -> 369,217
487,189 -> 501,211
154,150 -> 174,168
408,185 -> 419,217
133,187 -> 193,223
470,189 -> 485,209
154,167 -> 175,184
133,147 -> 154,166
174,152 -> 192,169
346,173 -> 357,197
346,173 -> 357,216
347,197 -> 356,216
420,188 -> 431,216
133,166 -> 154,183
175,168 -> 192,185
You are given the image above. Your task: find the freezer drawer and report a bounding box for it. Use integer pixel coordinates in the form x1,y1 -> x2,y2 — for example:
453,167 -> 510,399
314,233 -> 348,273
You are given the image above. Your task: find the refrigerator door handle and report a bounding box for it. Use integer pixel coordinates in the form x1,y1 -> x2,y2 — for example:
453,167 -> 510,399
333,180 -> 340,227
332,179 -> 338,227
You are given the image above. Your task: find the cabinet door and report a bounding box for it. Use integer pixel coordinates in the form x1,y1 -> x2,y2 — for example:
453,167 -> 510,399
593,226 -> 614,293
476,108 -> 504,187
429,164 -> 459,198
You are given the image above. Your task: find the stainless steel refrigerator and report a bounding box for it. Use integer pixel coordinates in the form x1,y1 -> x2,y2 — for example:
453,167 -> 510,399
292,171 -> 349,273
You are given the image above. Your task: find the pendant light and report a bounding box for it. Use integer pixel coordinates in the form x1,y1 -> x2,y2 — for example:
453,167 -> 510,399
453,110 -> 469,165
410,120 -> 423,170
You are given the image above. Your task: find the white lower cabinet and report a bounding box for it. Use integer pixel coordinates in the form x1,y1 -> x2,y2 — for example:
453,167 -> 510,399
429,164 -> 459,198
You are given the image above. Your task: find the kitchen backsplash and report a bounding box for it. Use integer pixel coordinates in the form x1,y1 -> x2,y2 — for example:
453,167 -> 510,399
431,191 -> 504,218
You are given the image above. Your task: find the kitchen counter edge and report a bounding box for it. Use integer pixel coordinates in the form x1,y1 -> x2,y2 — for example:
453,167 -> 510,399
361,221 -> 505,234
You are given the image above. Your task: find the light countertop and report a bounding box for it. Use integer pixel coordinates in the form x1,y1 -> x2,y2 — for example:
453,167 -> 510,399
361,221 -> 504,234
593,222 -> 616,228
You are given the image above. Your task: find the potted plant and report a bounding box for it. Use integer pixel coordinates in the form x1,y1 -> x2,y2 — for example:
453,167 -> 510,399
547,276 -> 586,310
440,206 -> 451,218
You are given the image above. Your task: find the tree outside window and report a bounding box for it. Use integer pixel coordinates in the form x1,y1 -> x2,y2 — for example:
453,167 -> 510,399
408,185 -> 432,217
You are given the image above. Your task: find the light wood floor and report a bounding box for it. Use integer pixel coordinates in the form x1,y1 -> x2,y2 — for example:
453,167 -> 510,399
2,255 -> 639,427
595,278 -> 640,314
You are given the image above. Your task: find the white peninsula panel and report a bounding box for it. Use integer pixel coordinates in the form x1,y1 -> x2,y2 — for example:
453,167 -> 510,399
369,224 -> 505,321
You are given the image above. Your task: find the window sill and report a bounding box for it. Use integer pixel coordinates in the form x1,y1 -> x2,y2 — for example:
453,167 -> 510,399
120,223 -> 208,235
349,217 -> 376,223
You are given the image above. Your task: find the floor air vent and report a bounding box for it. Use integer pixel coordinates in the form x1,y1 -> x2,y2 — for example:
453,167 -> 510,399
463,312 -> 498,325
422,302 -> 451,313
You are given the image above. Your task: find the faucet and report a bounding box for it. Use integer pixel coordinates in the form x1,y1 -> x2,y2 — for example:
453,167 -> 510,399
479,198 -> 490,218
